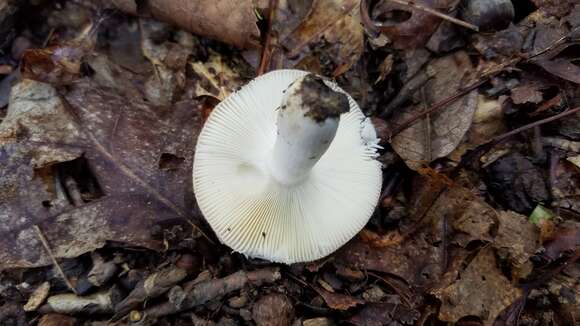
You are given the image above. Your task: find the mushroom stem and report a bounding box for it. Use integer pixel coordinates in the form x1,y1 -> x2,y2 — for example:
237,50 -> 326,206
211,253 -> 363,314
270,75 -> 349,185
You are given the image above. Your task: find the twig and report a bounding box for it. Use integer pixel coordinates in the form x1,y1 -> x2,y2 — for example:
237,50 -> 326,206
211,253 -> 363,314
487,106 -> 580,149
141,268 -> 281,320
257,0 -> 279,76
389,79 -> 486,137
385,27 -> 580,137
459,106 -> 580,170
33,225 -> 78,295
385,0 -> 479,32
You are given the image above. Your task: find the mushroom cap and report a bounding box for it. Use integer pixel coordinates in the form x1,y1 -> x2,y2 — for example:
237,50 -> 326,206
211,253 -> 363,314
193,69 -> 382,264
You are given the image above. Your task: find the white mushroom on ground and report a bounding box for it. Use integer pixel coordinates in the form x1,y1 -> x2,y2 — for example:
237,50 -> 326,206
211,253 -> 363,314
193,69 -> 382,264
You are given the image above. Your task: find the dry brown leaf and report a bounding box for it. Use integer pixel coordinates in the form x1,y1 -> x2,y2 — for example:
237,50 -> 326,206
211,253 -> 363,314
108,0 -> 262,49
537,58 -> 580,84
337,231 -> 441,287
370,0 -> 454,49
511,85 -> 544,105
432,247 -> 523,325
281,0 -> 364,76
349,303 -> 420,326
190,52 -> 244,101
252,293 -> 295,326
390,51 -> 478,170
140,19 -> 191,106
315,287 -> 364,310
493,211 -> 539,279
430,186 -> 497,247
541,222 -> 580,261
39,314 -> 76,326
0,71 -> 204,268
23,282 -> 51,312
448,95 -> 507,162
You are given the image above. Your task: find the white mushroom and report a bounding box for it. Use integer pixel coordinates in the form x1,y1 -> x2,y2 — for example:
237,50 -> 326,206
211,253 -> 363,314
193,69 -> 382,264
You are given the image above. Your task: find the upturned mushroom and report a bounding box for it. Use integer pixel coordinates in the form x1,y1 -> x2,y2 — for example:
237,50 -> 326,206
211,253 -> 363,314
193,69 -> 382,264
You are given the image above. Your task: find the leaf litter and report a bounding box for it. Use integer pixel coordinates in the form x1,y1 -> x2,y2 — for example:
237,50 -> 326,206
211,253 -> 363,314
0,0 -> 579,325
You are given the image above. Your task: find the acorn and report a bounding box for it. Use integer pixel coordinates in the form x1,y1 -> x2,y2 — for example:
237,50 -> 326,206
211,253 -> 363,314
459,0 -> 515,32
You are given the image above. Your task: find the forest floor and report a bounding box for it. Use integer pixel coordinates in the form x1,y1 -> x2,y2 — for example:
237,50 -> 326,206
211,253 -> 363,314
0,0 -> 579,325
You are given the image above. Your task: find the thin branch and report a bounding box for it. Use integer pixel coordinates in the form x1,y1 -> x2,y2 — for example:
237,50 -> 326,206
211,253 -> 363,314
385,0 -> 479,32
33,225 -> 78,294
459,106 -> 580,170
257,0 -> 279,76
389,79 -> 486,137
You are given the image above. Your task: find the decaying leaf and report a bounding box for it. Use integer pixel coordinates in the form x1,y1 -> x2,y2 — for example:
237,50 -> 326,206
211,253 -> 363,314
349,303 -> 420,326
20,22 -> 97,85
39,288 -> 116,315
337,231 -> 441,288
484,152 -> 550,214
108,0 -> 263,49
23,282 -> 51,312
428,185 -> 497,246
39,314 -> 77,326
494,211 -> 539,279
140,19 -> 192,106
0,71 -> 205,268
252,293 -> 295,326
537,57 -> 580,85
541,223 -> 580,262
190,51 -> 245,101
315,287 -> 364,310
432,248 -> 523,325
369,0 -> 453,49
390,51 -> 478,170
281,0 -> 364,76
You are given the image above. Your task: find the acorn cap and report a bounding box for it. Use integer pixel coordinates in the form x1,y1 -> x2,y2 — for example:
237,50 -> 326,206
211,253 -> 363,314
193,69 -> 382,264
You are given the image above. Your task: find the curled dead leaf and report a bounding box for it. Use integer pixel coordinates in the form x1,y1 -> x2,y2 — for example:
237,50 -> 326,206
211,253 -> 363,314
390,51 -> 478,170
367,0 -> 454,49
432,247 -> 523,325
315,287 -> 364,310
108,0 -> 262,48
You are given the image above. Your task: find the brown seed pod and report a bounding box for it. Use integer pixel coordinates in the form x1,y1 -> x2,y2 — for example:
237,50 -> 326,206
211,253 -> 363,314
460,0 -> 515,32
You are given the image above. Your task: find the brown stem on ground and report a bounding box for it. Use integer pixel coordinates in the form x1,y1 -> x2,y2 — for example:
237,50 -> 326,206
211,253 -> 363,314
33,225 -> 78,295
458,106 -> 580,171
141,268 -> 281,320
257,0 -> 279,76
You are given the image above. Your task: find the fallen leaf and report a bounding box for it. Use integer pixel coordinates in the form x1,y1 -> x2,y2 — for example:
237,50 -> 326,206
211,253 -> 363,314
433,186 -> 497,247
541,223 -> 580,262
531,0 -> 577,18
537,58 -> 580,84
107,0 -> 262,49
349,303 -> 420,326
511,84 -> 544,105
20,22 -> 96,85
23,282 -> 51,311
190,51 -> 245,101
315,287 -> 364,310
0,72 -> 205,268
484,152 -> 550,214
140,19 -> 191,106
494,211 -> 539,279
432,247 -> 523,325
39,313 -> 76,326
281,0 -> 364,76
448,95 -> 507,162
370,0 -> 454,49
390,51 -> 478,170
252,293 -> 295,326
529,205 -> 554,225
337,231 -> 441,287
